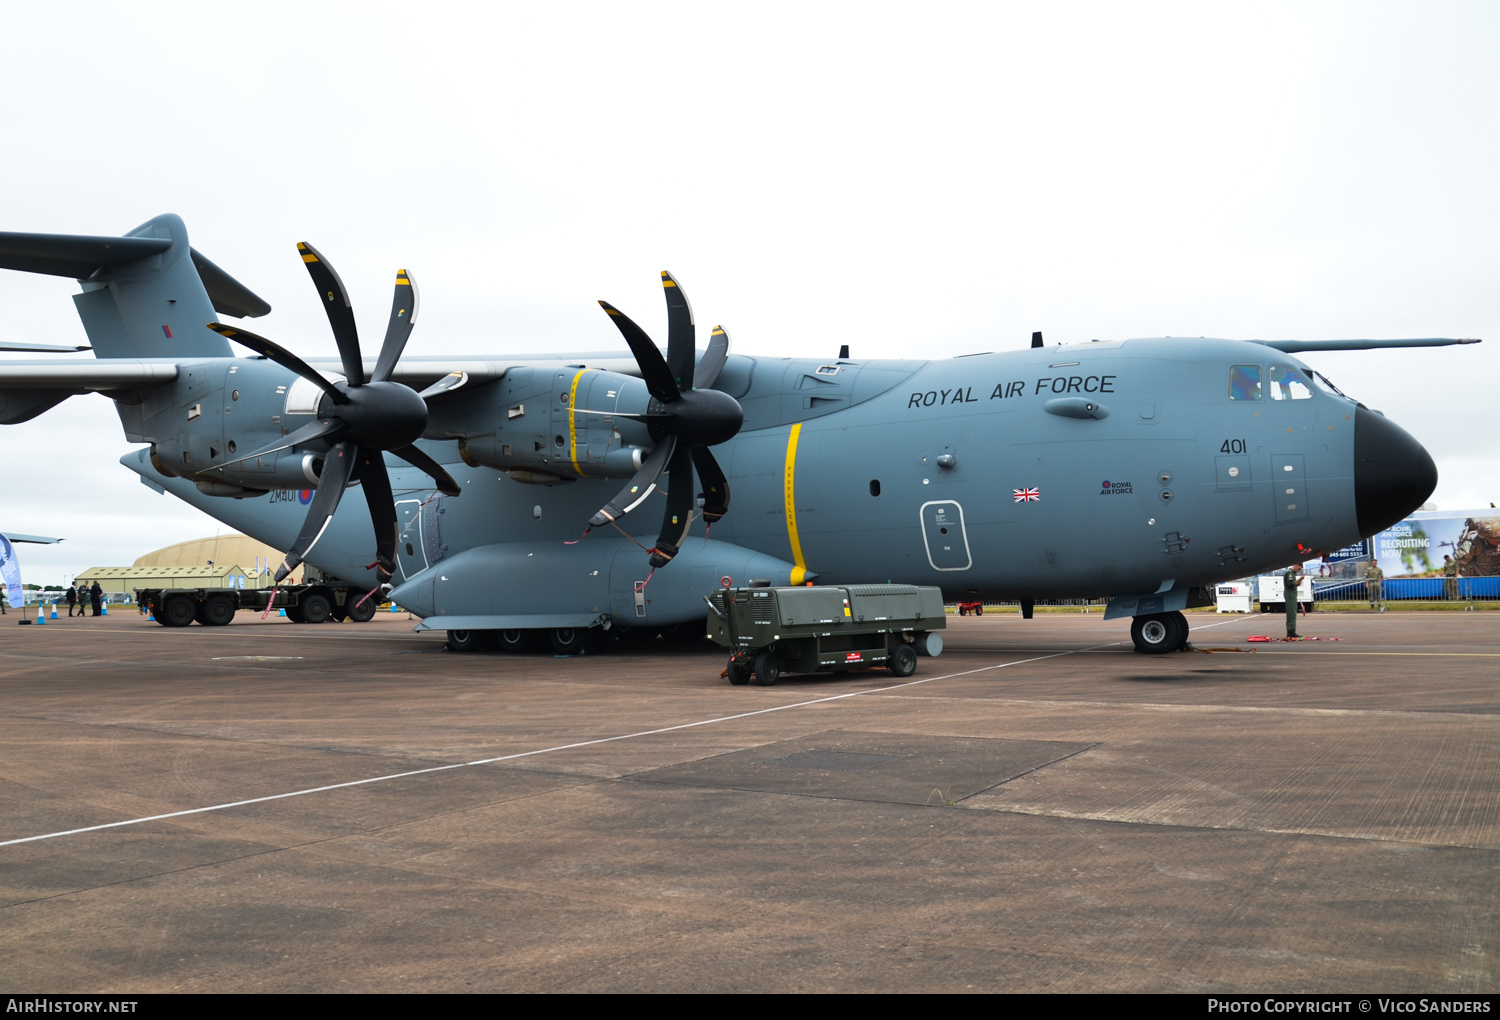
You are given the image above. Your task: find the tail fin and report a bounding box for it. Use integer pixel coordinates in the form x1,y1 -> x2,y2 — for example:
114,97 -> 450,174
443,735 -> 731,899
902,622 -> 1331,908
0,213 -> 270,359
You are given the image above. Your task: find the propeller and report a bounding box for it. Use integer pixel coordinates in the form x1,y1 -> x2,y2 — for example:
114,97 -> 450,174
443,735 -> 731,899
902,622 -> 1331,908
208,243 -> 461,584
588,272 -> 743,568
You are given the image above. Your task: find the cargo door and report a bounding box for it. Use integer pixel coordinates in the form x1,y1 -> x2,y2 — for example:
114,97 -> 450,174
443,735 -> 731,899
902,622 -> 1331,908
919,500 -> 972,570
395,499 -> 428,581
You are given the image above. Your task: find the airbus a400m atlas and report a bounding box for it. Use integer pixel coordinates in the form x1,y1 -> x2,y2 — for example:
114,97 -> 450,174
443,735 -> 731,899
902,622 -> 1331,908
0,214 -> 1473,654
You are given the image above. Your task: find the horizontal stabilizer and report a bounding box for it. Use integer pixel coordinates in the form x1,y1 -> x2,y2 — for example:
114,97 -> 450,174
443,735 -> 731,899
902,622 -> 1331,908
0,228 -> 271,320
0,341 -> 89,353
2,533 -> 62,544
1251,337 -> 1481,353
0,231 -> 170,278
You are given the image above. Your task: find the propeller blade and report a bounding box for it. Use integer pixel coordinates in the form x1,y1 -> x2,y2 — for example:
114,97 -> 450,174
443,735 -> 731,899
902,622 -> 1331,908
355,450 -> 398,581
273,440 -> 358,583
650,445 -> 696,568
372,269 -> 419,383
209,323 -> 348,405
598,300 -> 679,404
690,444 -> 731,524
416,370 -> 469,401
694,324 -> 730,389
297,242 -> 365,386
588,436 -> 676,528
391,444 -> 462,497
212,417 -> 345,472
661,271 -> 695,392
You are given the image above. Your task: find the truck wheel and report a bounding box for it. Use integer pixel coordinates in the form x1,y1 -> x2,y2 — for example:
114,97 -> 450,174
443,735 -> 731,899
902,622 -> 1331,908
889,644 -> 919,677
161,596 -> 196,628
345,596 -> 377,623
754,651 -> 779,686
550,627 -> 592,655
201,597 -> 236,627
727,655 -> 752,685
300,593 -> 332,624
498,629 -> 536,653
284,604 -> 306,623
447,629 -> 496,653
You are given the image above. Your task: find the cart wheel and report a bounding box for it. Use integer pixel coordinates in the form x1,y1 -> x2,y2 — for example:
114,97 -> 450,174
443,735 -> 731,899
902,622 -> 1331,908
727,655 -> 752,685
754,651 -> 780,686
890,644 -> 918,677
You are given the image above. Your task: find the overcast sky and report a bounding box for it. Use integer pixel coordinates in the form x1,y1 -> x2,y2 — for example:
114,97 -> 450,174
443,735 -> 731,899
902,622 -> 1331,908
2,1 -> 1496,585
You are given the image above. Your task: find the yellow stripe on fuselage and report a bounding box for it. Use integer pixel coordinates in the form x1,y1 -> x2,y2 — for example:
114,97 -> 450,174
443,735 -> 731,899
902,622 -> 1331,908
784,423 -> 807,585
568,369 -> 591,478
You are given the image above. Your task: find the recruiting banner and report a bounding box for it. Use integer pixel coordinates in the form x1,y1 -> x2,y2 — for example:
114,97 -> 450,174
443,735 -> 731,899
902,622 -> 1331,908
0,535 -> 21,608
1370,514 -> 1500,578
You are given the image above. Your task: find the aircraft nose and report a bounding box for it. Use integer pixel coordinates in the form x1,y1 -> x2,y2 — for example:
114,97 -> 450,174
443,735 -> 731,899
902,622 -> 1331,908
1354,405 -> 1437,536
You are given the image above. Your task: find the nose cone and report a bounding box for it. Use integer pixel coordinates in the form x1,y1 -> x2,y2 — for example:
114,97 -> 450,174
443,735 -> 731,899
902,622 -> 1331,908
1354,406 -> 1437,536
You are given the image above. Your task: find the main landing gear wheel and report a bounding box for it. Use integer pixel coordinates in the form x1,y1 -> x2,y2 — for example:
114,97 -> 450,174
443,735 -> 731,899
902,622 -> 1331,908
727,655 -> 753,685
550,627 -> 592,655
498,629 -> 537,653
447,629 -> 496,653
754,651 -> 780,686
1131,610 -> 1188,654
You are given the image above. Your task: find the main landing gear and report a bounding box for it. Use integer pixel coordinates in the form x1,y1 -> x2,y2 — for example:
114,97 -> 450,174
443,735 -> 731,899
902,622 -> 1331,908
1130,611 -> 1190,654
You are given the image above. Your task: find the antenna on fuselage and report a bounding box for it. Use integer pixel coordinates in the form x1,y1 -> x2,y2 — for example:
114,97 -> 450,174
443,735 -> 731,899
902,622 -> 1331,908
1031,331 -> 1044,348
839,344 -> 849,359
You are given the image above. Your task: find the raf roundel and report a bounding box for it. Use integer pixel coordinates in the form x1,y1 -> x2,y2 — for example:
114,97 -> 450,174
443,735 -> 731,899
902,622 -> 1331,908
298,489 -> 313,505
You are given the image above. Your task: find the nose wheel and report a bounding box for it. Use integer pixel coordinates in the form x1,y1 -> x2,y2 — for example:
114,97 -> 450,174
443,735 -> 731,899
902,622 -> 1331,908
1131,611 -> 1189,654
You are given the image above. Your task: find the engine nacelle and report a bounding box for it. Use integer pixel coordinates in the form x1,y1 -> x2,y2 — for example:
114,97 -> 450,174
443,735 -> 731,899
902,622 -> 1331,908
444,366 -> 655,482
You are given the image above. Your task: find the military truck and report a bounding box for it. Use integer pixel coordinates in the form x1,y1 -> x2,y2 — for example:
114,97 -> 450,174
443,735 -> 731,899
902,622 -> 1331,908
135,583 -> 382,627
706,583 -> 945,686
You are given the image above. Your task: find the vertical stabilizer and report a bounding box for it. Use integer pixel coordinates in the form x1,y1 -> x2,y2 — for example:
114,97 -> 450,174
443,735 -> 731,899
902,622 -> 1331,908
72,214 -> 232,359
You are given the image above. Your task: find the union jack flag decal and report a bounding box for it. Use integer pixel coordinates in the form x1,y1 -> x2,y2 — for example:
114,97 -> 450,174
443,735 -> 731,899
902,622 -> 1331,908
1013,487 -> 1040,502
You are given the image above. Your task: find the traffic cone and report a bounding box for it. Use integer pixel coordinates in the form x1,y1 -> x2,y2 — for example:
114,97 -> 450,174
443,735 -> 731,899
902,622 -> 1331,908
101,602 -> 108,616
279,608 -> 286,617
49,603 -> 57,620
36,604 -> 46,625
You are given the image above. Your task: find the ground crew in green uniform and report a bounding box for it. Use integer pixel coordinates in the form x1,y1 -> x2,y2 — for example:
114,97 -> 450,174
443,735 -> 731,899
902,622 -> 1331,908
1442,555 -> 1458,602
1365,558 -> 1384,610
1283,563 -> 1303,638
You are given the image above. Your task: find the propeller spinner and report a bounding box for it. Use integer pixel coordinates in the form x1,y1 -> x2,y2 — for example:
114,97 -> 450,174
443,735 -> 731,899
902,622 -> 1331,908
208,244 -> 460,584
589,272 -> 743,568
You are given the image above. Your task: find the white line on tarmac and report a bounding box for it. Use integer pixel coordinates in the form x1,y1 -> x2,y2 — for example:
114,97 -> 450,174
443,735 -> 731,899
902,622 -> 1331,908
2,645 -> 1102,848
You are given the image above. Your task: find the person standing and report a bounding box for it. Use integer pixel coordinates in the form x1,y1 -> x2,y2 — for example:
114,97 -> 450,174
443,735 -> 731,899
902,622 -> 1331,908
90,581 -> 103,617
65,582 -> 78,617
1442,555 -> 1459,602
1365,558 -> 1385,611
1283,562 -> 1303,638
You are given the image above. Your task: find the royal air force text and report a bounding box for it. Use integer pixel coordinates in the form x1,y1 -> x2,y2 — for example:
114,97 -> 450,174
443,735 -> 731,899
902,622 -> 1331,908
908,376 -> 1117,409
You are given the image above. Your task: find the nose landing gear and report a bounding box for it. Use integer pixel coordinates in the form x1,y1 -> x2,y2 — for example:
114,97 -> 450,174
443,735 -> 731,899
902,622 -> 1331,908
1131,610 -> 1190,654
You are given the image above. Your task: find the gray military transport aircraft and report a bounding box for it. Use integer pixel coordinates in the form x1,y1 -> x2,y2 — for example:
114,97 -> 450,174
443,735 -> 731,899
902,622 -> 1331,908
0,214 -> 1474,654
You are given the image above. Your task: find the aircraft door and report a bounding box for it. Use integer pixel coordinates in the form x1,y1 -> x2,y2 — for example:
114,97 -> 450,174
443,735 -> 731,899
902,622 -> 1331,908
395,498 -> 428,581
919,500 -> 972,570
1271,454 -> 1310,523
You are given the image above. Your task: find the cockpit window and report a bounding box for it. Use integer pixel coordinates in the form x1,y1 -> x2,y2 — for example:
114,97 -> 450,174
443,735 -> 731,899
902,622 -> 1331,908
1269,366 -> 1313,400
1310,371 -> 1349,399
1229,365 -> 1262,400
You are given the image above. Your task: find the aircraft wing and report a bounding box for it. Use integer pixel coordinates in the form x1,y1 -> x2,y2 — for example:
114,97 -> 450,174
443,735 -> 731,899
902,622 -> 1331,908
1249,337 -> 1481,353
2,533 -> 62,544
297,353 -> 645,388
0,360 -> 180,390
0,359 -> 179,424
